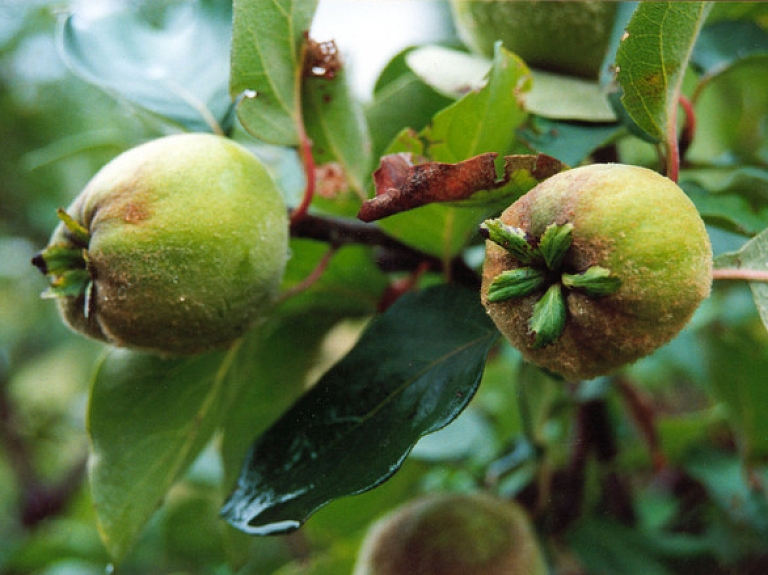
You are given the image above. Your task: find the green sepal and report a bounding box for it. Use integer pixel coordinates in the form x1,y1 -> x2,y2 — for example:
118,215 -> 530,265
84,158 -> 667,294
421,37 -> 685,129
562,266 -> 621,297
487,267 -> 547,302
43,269 -> 93,299
538,222 -> 573,271
56,207 -> 90,247
529,283 -> 566,349
479,219 -> 541,266
32,244 -> 87,275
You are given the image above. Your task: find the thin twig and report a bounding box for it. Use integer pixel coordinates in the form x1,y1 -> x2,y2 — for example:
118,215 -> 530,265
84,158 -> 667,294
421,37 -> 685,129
712,268 -> 768,283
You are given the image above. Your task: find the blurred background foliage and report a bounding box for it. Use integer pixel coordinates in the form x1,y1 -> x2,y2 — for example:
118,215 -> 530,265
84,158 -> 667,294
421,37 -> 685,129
2,1 -> 768,574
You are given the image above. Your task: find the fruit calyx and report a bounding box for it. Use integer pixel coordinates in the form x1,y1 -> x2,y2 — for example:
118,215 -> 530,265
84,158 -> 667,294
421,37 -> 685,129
32,208 -> 94,310
479,218 -> 620,348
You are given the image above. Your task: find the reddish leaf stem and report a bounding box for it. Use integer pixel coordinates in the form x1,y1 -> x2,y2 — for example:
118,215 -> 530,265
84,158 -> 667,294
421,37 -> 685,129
290,125 -> 316,228
377,261 -> 432,312
712,268 -> 768,283
678,95 -> 696,162
278,245 -> 338,303
666,113 -> 680,183
616,377 -> 666,472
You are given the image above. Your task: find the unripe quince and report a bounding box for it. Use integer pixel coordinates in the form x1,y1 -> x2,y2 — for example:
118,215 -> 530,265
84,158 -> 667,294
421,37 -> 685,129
353,492 -> 547,575
449,0 -> 617,79
33,133 -> 289,356
481,164 -> 712,382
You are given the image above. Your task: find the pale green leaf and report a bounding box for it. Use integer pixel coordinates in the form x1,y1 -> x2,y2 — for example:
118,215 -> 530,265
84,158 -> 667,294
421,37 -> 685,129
616,2 -> 712,142
302,68 -> 372,197
230,0 -> 318,145
88,347 -> 238,559
715,227 -> 768,334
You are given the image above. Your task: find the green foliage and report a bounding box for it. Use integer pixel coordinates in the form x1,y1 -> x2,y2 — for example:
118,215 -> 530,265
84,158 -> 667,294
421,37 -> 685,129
4,1 -> 768,574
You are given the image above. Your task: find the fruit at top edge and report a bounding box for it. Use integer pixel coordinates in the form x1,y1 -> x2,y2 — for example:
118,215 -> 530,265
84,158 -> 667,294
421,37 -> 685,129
449,0 -> 618,79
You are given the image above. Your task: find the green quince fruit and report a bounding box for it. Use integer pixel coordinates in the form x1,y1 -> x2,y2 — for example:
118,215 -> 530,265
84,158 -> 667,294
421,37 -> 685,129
449,0 -> 617,79
33,133 -> 289,356
353,492 -> 547,575
481,163 -> 712,381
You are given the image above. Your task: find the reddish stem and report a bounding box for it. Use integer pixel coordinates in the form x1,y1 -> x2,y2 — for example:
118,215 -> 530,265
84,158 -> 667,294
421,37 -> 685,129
377,261 -> 431,312
616,378 -> 667,473
290,125 -> 316,228
713,268 -> 768,283
678,95 -> 696,162
278,245 -> 337,303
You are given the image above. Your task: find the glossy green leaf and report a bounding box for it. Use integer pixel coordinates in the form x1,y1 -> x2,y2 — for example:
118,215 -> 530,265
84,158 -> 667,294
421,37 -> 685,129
377,45 -> 531,258
715,227 -> 768,334
230,0 -> 318,145
221,284 -> 498,535
616,2 -> 712,142
220,314 -> 348,492
88,347 -> 237,559
58,1 -> 232,133
302,68 -> 371,197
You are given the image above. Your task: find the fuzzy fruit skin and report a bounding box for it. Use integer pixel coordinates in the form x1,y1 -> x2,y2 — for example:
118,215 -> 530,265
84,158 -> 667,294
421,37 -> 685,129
48,133 -> 288,355
449,0 -> 617,79
353,492 -> 547,575
482,164 -> 712,381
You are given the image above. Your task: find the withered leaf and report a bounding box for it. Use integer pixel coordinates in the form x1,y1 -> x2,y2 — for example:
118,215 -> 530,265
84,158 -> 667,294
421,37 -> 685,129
358,152 -> 566,223
358,153 -> 499,222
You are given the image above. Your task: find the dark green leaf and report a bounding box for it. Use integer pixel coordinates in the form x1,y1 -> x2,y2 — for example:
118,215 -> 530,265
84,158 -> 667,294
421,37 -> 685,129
616,2 -> 712,142
89,347 -> 237,559
230,0 -> 318,145
530,283 -> 566,349
59,1 -> 233,133
487,267 -> 547,302
221,284 -> 498,535
220,314 -> 348,492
